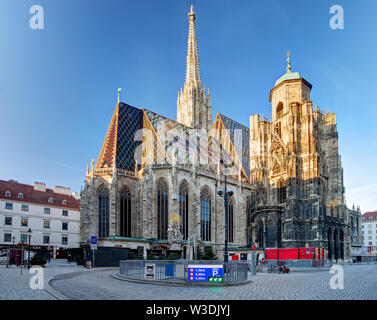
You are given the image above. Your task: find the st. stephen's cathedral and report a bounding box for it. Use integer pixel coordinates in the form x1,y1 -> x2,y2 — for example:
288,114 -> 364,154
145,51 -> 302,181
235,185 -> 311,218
80,6 -> 353,262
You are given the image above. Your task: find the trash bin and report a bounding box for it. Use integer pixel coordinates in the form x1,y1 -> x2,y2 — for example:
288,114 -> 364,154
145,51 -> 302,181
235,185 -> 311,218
86,261 -> 92,269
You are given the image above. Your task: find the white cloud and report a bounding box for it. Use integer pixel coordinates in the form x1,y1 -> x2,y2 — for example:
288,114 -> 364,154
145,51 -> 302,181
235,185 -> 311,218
346,183 -> 377,213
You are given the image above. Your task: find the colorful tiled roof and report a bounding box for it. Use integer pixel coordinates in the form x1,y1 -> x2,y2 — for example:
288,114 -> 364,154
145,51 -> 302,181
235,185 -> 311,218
96,103 -> 143,171
0,180 -> 80,210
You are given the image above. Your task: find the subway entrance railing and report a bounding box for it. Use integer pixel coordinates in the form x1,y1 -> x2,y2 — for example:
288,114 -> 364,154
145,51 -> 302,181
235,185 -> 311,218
118,260 -> 249,285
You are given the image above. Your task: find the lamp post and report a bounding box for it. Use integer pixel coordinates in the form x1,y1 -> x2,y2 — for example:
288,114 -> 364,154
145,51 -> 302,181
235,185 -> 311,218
218,159 -> 234,264
27,228 -> 32,269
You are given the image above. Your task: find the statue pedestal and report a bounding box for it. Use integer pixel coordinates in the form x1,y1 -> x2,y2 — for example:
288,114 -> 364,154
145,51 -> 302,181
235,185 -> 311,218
169,243 -> 182,251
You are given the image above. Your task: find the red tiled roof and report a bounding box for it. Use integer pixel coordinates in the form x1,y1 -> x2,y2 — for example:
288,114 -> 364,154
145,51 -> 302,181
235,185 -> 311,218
362,211 -> 377,221
0,180 -> 80,210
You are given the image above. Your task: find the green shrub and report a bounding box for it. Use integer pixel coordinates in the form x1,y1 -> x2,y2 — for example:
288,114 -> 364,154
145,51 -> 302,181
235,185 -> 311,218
203,246 -> 216,260
196,246 -> 216,260
30,254 -> 46,266
128,252 -> 136,259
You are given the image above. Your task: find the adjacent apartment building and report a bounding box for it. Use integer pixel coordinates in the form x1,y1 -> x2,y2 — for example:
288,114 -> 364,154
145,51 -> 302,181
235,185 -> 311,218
362,211 -> 377,247
0,180 -> 80,252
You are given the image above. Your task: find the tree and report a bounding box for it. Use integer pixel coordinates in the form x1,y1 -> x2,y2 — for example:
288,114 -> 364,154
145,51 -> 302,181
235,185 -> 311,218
203,246 -> 217,260
196,246 -> 216,260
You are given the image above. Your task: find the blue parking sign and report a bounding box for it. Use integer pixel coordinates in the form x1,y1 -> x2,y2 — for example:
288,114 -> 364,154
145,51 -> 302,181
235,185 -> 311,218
187,265 -> 223,282
91,236 -> 97,244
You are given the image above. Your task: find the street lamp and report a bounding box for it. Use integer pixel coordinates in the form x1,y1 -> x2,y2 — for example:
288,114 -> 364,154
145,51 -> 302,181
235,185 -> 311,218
27,228 -> 32,269
218,159 -> 234,264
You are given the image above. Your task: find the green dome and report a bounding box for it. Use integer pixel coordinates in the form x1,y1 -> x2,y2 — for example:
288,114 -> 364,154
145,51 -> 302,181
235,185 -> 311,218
274,53 -> 311,89
274,71 -> 304,87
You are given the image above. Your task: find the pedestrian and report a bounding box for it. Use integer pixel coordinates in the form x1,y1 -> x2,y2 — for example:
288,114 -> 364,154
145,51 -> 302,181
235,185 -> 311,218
47,252 -> 51,263
67,253 -> 72,263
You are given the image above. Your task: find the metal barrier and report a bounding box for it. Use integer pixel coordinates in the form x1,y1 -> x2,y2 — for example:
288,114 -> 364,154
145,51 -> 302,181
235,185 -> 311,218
119,260 -> 249,284
262,259 -> 330,268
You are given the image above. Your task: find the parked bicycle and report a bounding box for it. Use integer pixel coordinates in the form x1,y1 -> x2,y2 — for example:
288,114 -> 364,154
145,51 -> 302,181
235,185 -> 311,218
267,262 -> 290,274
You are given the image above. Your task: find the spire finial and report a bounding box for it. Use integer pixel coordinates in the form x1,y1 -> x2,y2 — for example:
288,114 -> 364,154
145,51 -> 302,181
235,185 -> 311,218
190,4 -> 194,15
286,51 -> 291,73
117,88 -> 121,103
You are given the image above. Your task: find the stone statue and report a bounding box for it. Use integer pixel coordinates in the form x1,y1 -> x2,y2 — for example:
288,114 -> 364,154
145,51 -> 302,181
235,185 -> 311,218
168,213 -> 183,251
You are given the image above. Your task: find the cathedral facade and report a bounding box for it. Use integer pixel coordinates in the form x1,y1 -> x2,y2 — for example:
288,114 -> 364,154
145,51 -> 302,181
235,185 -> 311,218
80,6 -> 351,261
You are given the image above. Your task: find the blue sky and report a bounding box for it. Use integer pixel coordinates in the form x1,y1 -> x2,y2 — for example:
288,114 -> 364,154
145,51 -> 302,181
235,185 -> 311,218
0,0 -> 376,212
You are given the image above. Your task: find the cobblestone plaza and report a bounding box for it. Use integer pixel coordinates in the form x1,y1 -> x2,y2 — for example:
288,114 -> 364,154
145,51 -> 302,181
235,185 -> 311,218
1,262 -> 376,300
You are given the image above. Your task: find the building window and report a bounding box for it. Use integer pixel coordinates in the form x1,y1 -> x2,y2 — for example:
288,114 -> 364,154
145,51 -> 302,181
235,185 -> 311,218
18,193 -> 23,199
4,217 -> 12,225
276,102 -> 284,120
5,203 -> 13,210
21,204 -> 29,212
20,234 -> 27,243
62,210 -> 68,216
98,185 -> 109,238
62,222 -> 68,230
48,197 -> 53,204
62,200 -> 67,205
43,220 -> 50,229
4,233 -> 12,242
119,186 -> 132,237
5,191 -> 11,197
200,187 -> 212,242
157,179 -> 168,239
44,208 -> 50,214
369,242 -> 372,245
62,236 -> 68,245
179,182 -> 189,240
21,218 -> 28,227
228,199 -> 234,243
277,179 -> 286,204
43,235 -> 50,244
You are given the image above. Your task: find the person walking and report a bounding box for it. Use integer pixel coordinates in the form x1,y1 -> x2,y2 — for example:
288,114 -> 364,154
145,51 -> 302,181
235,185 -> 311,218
47,252 -> 51,263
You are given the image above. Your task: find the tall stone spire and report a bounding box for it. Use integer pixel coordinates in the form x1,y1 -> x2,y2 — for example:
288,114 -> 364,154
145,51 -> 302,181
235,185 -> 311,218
185,5 -> 201,86
177,5 -> 211,130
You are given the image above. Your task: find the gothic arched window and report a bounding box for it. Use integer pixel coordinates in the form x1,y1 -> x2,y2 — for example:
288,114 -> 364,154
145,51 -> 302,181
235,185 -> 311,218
98,185 -> 110,238
157,179 -> 168,239
120,186 -> 132,237
228,198 -> 234,243
179,182 -> 189,240
276,102 -> 283,119
200,187 -> 211,242
277,179 -> 287,204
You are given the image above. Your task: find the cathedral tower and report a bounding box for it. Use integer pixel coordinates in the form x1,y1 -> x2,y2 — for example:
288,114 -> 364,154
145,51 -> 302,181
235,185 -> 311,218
177,5 -> 211,130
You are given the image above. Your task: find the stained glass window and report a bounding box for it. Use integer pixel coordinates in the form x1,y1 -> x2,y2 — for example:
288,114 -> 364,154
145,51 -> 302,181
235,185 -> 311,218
200,187 -> 211,242
179,182 -> 189,240
157,179 -> 168,239
120,186 -> 132,237
228,198 -> 234,243
277,179 -> 286,204
98,185 -> 109,238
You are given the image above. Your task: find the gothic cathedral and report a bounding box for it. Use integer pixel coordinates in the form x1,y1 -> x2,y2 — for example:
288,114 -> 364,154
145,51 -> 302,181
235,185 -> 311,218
80,6 -> 352,262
